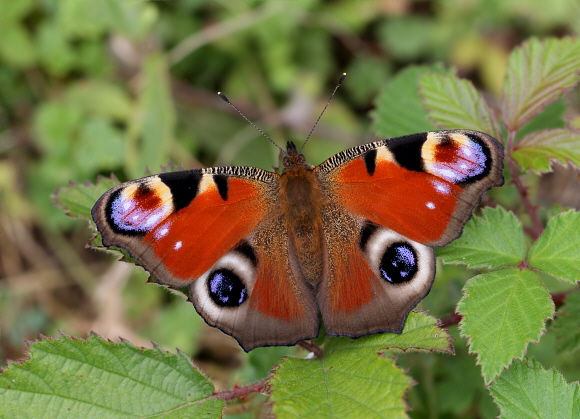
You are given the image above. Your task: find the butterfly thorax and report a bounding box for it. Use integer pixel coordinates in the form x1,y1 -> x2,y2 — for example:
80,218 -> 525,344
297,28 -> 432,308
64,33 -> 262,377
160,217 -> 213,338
280,142 -> 326,284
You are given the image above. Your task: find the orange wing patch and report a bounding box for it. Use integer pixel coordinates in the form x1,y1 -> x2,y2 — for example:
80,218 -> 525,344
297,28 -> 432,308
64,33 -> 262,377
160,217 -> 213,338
146,178 -> 272,281
332,156 -> 461,245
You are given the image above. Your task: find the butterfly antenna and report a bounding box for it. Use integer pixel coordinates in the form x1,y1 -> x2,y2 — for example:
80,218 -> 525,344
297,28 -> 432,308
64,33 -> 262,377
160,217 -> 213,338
300,72 -> 346,153
218,92 -> 286,155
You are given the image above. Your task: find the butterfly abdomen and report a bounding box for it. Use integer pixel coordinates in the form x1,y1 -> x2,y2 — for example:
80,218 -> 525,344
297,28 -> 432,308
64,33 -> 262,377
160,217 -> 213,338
280,166 -> 326,283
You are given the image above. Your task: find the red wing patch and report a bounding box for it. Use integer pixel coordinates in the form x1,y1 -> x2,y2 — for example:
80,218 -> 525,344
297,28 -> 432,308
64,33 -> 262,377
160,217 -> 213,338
333,157 -> 462,245
144,177 -> 273,281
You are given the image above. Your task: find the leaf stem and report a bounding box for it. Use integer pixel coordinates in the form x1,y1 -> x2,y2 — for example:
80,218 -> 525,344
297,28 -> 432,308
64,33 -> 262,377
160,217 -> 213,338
212,378 -> 269,401
297,340 -> 324,358
507,131 -> 544,239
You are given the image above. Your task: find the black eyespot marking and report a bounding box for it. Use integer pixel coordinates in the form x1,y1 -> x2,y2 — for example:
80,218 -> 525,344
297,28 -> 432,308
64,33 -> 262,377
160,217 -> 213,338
159,170 -> 203,212
363,149 -> 377,176
208,269 -> 248,307
213,174 -> 228,201
234,240 -> 258,267
359,221 -> 378,251
386,132 -> 427,172
136,183 -> 152,195
380,242 -> 418,284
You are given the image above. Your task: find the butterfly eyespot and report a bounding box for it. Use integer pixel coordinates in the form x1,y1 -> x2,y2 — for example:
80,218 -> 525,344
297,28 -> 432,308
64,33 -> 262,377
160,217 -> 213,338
207,268 -> 248,307
379,242 -> 418,284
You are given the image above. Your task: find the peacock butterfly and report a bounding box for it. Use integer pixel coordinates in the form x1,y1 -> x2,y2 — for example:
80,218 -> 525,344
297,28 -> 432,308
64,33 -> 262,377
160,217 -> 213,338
92,84 -> 504,351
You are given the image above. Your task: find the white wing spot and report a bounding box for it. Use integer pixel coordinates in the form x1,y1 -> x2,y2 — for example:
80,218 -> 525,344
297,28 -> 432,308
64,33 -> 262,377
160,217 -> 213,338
132,215 -> 139,221
174,241 -> 182,250
426,202 -> 436,209
123,201 -> 131,211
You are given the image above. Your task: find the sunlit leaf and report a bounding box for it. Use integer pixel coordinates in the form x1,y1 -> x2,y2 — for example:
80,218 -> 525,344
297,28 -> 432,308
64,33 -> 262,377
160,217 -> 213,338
528,210 -> 580,283
502,37 -> 580,131
54,176 -> 118,221
0,334 -> 223,418
437,207 -> 526,269
419,73 -> 501,140
489,358 -> 580,419
512,128 -> 580,173
458,269 -> 554,384
372,66 -> 446,138
270,312 -> 451,418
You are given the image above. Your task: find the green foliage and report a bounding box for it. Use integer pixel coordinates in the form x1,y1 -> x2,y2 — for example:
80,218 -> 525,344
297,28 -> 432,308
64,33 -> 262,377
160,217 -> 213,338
270,312 -> 451,418
489,358 -> 580,419
552,292 -> 580,354
0,334 -> 223,418
419,73 -> 501,139
3,1 -> 580,418
529,210 -> 580,284
372,66 -> 443,138
512,129 -> 580,172
502,37 -> 580,131
436,207 -> 525,269
458,269 -> 555,383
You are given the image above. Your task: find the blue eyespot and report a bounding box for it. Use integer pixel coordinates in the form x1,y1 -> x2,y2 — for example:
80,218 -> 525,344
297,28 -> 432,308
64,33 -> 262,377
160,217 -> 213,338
379,243 -> 418,284
208,269 -> 247,307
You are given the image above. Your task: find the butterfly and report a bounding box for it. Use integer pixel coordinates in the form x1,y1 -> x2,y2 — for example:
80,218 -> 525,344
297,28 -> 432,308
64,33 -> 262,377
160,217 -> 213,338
92,129 -> 503,351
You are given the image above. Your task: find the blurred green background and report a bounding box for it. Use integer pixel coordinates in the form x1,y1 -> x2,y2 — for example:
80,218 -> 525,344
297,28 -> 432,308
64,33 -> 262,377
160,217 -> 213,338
1,0 -> 580,417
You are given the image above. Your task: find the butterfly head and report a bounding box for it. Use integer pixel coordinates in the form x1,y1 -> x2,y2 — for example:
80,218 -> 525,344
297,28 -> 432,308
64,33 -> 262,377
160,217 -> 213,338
283,141 -> 311,171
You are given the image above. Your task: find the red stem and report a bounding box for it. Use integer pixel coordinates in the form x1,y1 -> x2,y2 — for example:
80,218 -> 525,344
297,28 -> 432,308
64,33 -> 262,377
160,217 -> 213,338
297,340 -> 324,358
212,378 -> 269,401
506,131 -> 544,239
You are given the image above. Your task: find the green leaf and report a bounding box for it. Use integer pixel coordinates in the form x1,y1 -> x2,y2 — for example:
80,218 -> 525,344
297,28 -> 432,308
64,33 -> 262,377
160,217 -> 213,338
326,311 -> 453,355
129,53 -> 175,178
65,80 -> 134,121
372,66 -> 445,138
0,334 -> 223,418
502,37 -> 580,131
54,176 -> 118,221
511,128 -> 580,173
419,73 -> 501,140
458,269 -> 555,384
437,207 -> 526,269
489,358 -> 580,419
0,23 -> 36,67
529,210 -> 580,284
37,21 -> 76,76
552,292 -> 580,353
270,354 -> 410,419
75,118 -> 126,173
270,312 -> 451,418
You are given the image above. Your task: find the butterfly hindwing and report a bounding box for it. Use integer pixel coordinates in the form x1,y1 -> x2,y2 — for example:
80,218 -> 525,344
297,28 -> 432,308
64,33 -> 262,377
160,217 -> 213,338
316,130 -> 504,247
189,216 -> 319,351
317,205 -> 435,336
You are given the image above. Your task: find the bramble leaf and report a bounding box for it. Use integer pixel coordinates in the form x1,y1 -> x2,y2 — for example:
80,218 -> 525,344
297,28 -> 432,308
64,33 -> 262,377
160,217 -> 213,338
372,66 -> 446,138
502,37 -> 580,131
437,207 -> 526,269
512,128 -> 580,173
419,73 -> 501,139
458,269 -> 554,384
529,210 -> 580,284
270,312 -> 451,418
0,334 -> 223,418
489,358 -> 580,419
54,176 -> 118,221
552,292 -> 580,353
